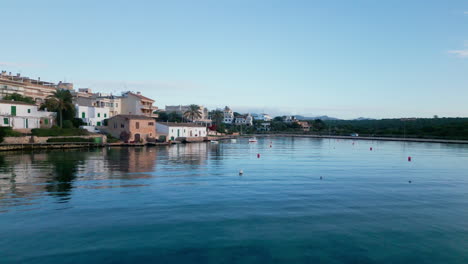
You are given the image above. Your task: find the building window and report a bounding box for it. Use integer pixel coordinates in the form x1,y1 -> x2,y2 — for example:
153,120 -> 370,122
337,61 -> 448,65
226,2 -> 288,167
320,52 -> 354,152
121,123 -> 125,128
136,122 -> 140,129
44,119 -> 49,125
11,106 -> 16,116
82,112 -> 85,118
98,113 -> 101,118
3,118 -> 8,125
27,109 -> 31,113
114,122 -> 117,128
97,121 -> 101,126
104,113 -> 107,118
148,122 -> 154,126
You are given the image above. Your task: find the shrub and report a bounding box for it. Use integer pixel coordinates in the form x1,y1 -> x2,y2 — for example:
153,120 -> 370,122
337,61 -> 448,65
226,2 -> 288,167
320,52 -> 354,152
0,127 -> 23,143
47,137 -> 95,143
31,127 -> 89,137
106,134 -> 120,143
72,118 -> 86,128
62,120 -> 74,129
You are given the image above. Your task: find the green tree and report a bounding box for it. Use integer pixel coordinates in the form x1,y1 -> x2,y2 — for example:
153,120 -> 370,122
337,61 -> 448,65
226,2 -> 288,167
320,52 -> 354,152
184,104 -> 202,121
157,111 -> 169,122
209,110 -> 224,125
41,89 -> 75,128
3,93 -> 35,104
168,111 -> 183,122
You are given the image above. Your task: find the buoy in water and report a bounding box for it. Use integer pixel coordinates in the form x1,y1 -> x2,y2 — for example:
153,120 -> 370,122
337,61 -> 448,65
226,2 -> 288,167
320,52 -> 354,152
257,153 -> 261,158
320,176 -> 323,180
370,147 -> 373,151
408,156 -> 412,162
408,180 -> 412,183
239,170 -> 244,175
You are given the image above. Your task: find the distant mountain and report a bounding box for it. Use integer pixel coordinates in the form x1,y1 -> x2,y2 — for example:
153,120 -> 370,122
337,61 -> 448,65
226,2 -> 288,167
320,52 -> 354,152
294,115 -> 341,121
353,117 -> 376,121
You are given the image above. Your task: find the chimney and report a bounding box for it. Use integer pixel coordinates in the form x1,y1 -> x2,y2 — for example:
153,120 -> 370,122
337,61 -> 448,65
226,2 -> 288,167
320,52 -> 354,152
16,73 -> 20,77
137,92 -> 141,95
38,77 -> 41,81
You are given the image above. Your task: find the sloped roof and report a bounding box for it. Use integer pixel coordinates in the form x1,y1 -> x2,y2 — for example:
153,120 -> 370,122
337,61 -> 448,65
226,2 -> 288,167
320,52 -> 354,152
125,92 -> 154,102
156,122 -> 206,128
0,100 -> 35,106
110,114 -> 155,120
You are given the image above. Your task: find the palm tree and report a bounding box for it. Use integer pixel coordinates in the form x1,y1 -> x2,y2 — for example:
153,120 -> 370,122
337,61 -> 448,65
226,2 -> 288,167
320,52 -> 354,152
183,104 -> 202,122
41,89 -> 75,128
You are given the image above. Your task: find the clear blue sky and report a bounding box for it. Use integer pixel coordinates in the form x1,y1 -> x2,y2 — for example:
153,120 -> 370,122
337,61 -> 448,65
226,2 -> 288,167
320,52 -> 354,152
1,0 -> 468,119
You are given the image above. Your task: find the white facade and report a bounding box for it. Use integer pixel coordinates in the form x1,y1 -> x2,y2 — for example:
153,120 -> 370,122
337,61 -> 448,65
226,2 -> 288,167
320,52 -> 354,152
223,106 -> 234,124
0,100 -> 55,129
252,113 -> 272,121
234,114 -> 253,126
156,122 -> 207,141
76,105 -> 110,127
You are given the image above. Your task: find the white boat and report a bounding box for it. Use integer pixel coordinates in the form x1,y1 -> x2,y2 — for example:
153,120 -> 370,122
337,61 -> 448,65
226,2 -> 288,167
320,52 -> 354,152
210,140 -> 219,144
230,139 -> 237,143
248,138 -> 257,143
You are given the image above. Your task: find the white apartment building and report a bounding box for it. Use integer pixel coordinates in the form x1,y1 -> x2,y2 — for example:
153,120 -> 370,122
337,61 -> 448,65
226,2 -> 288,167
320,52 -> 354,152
75,105 -> 110,127
234,114 -> 253,126
223,106 -> 234,124
0,100 -> 55,129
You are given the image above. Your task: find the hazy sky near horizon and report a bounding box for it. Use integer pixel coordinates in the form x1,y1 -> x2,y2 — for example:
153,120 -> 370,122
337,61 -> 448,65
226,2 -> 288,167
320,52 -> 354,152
1,0 -> 468,119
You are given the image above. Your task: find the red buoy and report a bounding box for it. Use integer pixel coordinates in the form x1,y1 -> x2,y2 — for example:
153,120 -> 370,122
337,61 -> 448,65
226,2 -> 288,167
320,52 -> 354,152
370,147 -> 373,151
257,153 -> 260,158
408,156 -> 412,162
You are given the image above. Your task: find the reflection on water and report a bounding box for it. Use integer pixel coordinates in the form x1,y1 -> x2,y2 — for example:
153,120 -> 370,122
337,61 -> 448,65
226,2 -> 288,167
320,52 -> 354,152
0,144 -> 214,208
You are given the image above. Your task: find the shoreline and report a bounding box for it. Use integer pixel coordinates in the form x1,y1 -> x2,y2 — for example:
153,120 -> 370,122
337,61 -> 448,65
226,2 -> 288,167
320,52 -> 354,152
1,134 -> 467,152
248,134 -> 468,144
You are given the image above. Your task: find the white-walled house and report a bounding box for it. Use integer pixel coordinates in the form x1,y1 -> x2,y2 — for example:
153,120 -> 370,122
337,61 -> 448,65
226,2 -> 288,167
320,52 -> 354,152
234,114 -> 253,126
223,106 -> 234,124
76,105 -> 110,127
156,122 -> 207,141
0,100 -> 55,129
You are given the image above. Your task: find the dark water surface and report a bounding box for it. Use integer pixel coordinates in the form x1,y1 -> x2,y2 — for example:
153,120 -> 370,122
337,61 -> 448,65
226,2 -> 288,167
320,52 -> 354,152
1,137 -> 467,263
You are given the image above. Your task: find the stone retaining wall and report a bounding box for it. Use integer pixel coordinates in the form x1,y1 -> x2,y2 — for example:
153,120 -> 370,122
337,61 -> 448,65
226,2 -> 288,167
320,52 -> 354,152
2,134 -> 107,144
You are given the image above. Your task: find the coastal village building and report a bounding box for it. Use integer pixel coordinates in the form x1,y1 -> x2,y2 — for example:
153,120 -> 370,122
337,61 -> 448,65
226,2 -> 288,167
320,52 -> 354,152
120,92 -> 158,118
75,105 -> 110,127
296,121 -> 311,132
105,115 -> 156,143
156,122 -> 207,141
283,116 -> 298,123
252,113 -> 272,121
234,114 -> 253,126
223,106 -> 234,124
0,100 -> 55,130
73,90 -> 157,119
165,105 -> 211,125
0,71 -> 73,105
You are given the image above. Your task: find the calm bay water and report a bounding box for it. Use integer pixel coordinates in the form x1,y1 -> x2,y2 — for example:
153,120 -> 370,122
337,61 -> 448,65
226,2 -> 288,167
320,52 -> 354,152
1,137 -> 467,263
